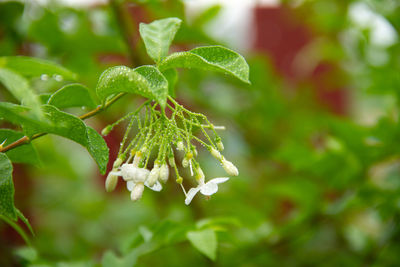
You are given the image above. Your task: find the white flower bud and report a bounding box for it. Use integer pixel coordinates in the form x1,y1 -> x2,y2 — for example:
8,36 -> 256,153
222,158 -> 239,176
130,182 -> 144,201
105,172 -> 118,192
113,157 -> 123,168
159,164 -> 169,183
217,141 -> 224,151
147,165 -> 160,187
210,148 -> 222,160
168,156 -> 175,167
177,141 -> 184,151
135,168 -> 150,183
182,158 -> 189,168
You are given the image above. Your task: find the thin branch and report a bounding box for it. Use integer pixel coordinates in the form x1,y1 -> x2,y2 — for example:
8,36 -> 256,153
109,0 -> 140,67
0,93 -> 125,153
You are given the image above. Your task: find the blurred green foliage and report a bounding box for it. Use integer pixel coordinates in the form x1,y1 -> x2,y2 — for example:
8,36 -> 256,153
1,0 -> 400,266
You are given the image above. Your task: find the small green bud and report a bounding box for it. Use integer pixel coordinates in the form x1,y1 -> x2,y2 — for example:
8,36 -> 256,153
191,145 -> 198,157
101,125 -> 112,136
217,141 -> 224,151
186,152 -> 193,160
176,176 -> 183,184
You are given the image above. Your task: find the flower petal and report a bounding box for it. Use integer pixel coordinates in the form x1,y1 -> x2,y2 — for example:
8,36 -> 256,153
209,177 -> 229,184
145,180 -> 162,192
185,187 -> 201,205
134,168 -> 150,183
127,181 -> 136,191
120,164 -> 138,181
200,182 -> 218,195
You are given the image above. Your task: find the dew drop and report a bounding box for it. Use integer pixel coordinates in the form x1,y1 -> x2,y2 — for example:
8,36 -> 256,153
41,74 -> 49,81
54,74 -> 63,82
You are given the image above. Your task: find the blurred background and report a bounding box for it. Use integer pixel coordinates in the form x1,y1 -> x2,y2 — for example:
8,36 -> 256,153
1,0 -> 400,266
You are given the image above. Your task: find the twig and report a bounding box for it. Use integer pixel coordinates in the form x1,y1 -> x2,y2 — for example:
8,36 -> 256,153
109,0 -> 140,67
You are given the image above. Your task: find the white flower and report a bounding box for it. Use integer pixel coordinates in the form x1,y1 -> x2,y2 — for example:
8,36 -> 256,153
126,177 -> 162,193
119,163 -> 139,181
109,163 -> 162,201
221,158 -> 239,176
184,177 -> 229,205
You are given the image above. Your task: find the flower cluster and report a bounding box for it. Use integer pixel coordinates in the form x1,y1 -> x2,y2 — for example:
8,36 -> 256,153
103,96 -> 238,205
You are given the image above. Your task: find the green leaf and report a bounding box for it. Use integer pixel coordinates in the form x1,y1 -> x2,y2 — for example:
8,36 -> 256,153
0,129 -> 40,165
96,66 -> 149,101
16,208 -> 34,236
192,5 -> 222,27
14,246 -> 38,263
96,65 -> 168,108
39,94 -> 51,104
186,228 -> 217,261
139,17 -> 182,63
48,83 -> 97,109
0,153 -> 16,220
159,45 -> 250,84
0,68 -> 43,118
32,105 -> 108,174
0,56 -> 77,80
86,126 -> 109,175
101,250 -> 138,267
0,102 -> 48,132
0,103 -> 109,174
135,66 -> 168,108
25,105 -> 88,145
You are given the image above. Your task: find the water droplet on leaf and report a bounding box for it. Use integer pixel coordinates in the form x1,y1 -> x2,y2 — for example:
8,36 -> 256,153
41,74 -> 49,81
